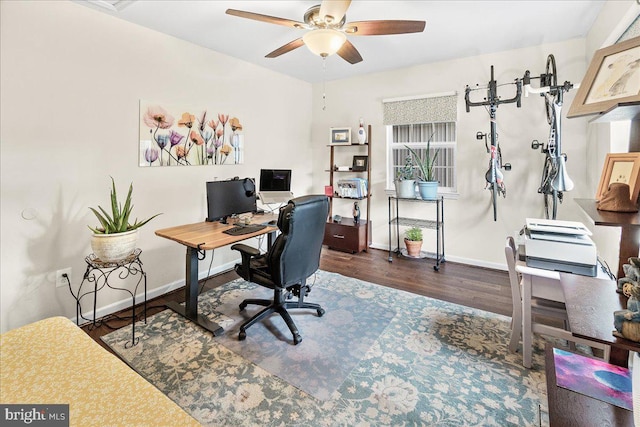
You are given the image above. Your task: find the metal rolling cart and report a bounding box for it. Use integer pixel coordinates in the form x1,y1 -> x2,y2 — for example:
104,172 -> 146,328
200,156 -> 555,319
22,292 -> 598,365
388,195 -> 445,270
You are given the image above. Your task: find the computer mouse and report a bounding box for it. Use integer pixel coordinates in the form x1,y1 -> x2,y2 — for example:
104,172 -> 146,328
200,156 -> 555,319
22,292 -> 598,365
268,220 -> 277,225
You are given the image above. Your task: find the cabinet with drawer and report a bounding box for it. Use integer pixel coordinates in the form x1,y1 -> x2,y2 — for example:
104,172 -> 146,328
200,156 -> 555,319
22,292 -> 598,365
324,218 -> 370,253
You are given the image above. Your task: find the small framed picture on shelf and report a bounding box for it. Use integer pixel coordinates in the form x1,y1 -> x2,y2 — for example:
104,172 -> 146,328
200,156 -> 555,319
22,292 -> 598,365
352,155 -> 368,172
330,127 -> 351,145
595,152 -> 640,201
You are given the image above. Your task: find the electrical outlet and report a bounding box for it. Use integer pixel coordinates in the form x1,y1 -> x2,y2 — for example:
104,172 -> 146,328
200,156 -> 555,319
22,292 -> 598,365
56,268 -> 72,288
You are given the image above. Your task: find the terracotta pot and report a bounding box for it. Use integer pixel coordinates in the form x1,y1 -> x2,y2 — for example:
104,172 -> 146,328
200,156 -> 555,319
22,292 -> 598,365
404,238 -> 423,258
90,229 -> 138,262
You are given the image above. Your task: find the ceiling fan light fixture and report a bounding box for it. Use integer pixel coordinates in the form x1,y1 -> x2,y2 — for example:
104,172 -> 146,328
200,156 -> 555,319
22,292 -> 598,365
303,29 -> 346,57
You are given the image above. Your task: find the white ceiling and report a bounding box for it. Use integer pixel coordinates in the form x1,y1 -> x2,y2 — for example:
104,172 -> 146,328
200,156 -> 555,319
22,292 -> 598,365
78,0 -> 605,83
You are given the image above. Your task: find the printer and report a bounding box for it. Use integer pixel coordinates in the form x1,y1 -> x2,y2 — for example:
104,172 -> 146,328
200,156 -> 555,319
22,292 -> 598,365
523,218 -> 597,277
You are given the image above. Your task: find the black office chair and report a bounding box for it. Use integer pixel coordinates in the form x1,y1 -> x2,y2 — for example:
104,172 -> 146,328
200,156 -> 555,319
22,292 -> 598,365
231,195 -> 329,344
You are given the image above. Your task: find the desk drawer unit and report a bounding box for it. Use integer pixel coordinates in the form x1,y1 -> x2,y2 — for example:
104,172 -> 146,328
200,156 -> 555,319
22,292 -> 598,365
323,219 -> 369,253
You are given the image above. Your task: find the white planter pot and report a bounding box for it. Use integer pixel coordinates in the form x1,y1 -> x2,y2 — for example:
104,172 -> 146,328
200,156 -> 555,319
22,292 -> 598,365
91,229 -> 139,262
395,180 -> 416,199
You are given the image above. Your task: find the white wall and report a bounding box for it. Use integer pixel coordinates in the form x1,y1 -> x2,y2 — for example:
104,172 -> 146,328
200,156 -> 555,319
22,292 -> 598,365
0,1 -> 313,332
587,0 -> 640,53
1,0 -> 633,332
311,39 -> 596,269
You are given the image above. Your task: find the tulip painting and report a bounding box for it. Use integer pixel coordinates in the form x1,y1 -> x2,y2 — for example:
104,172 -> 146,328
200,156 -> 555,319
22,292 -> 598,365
139,100 -> 244,167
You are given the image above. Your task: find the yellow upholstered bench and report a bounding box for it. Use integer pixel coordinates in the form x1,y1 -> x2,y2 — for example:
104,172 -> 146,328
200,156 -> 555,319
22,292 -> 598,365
0,316 -> 200,426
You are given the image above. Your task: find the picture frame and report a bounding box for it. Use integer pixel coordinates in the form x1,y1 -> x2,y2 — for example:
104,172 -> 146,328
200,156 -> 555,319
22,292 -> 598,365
330,127 -> 351,145
595,153 -> 640,202
352,155 -> 368,172
567,35 -> 640,118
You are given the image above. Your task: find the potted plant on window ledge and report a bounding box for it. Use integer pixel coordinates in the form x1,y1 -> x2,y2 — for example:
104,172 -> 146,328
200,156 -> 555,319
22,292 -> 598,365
88,177 -> 161,262
394,154 -> 416,199
404,226 -> 423,258
406,136 -> 439,200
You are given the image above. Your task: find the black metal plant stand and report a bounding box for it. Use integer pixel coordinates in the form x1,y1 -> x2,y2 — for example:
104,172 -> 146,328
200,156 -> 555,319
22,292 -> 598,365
72,248 -> 147,348
388,196 -> 445,271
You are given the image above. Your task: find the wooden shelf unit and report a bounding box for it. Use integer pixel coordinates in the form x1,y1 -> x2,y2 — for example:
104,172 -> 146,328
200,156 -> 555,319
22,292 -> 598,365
324,125 -> 372,253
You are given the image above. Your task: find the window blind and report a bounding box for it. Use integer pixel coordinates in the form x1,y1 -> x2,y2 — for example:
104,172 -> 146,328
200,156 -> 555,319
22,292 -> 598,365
382,93 -> 457,125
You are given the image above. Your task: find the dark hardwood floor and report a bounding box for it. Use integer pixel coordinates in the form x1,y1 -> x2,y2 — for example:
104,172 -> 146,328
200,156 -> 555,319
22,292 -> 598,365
83,248 -> 512,353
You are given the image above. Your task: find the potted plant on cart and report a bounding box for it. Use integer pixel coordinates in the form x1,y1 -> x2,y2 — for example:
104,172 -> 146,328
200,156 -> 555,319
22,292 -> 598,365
395,154 -> 416,199
404,226 -> 423,258
88,177 -> 161,262
406,135 -> 439,200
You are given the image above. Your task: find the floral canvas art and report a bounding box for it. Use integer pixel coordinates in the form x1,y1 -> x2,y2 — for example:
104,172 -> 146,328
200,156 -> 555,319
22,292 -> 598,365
139,100 -> 244,167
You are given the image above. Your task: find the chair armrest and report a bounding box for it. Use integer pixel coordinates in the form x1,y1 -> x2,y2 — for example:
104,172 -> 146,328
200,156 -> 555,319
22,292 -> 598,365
231,244 -> 261,281
231,244 -> 260,258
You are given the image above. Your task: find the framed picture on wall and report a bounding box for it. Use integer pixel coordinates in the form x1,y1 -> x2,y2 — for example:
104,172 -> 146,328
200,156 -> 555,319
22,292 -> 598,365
595,153 -> 640,202
330,127 -> 351,145
567,35 -> 640,118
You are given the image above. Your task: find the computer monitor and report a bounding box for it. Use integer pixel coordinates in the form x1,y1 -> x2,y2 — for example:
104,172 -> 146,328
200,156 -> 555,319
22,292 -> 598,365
206,178 -> 257,223
259,169 -> 291,192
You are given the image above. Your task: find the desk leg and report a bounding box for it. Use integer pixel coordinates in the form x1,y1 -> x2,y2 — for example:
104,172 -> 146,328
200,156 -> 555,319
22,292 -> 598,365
618,225 -> 640,280
522,274 -> 533,369
165,246 -> 224,336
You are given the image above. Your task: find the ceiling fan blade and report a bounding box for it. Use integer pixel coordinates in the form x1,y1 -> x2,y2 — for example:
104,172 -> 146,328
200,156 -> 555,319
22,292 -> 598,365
265,38 -> 305,58
319,0 -> 352,25
226,9 -> 305,29
337,40 -> 363,64
345,20 -> 426,35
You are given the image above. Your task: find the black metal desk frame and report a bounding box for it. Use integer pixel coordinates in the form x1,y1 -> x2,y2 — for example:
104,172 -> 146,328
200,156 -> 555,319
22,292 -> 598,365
163,230 -> 276,337
388,196 -> 445,270
73,248 -> 147,348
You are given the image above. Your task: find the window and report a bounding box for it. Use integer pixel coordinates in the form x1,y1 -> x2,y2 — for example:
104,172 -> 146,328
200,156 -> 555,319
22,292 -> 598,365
383,93 -> 458,194
387,122 -> 456,192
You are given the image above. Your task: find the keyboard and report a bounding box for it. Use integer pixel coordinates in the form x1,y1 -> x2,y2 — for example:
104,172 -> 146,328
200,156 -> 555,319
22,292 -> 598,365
223,224 -> 267,236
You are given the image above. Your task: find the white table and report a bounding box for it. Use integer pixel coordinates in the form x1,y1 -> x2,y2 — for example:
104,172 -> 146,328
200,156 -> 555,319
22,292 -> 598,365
516,262 -> 612,368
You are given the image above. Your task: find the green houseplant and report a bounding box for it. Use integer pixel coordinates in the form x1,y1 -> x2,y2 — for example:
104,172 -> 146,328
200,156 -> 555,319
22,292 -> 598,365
406,135 -> 439,200
404,226 -> 423,258
394,154 -> 417,198
89,177 -> 161,261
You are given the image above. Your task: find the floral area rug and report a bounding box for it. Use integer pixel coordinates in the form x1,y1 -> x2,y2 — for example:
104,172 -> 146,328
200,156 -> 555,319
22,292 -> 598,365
101,270 -> 549,427
203,277 -> 395,401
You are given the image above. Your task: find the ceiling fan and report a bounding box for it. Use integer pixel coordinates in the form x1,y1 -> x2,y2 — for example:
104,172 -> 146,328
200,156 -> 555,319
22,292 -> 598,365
225,0 -> 426,64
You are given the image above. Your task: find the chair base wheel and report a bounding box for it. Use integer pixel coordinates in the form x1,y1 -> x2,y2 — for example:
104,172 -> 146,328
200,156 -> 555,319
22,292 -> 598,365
238,330 -> 247,341
239,302 -> 247,311
317,308 -> 325,317
293,333 -> 302,345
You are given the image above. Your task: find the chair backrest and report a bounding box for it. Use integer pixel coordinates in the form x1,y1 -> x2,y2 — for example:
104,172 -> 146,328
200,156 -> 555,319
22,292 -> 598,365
505,236 -> 522,310
267,195 -> 329,287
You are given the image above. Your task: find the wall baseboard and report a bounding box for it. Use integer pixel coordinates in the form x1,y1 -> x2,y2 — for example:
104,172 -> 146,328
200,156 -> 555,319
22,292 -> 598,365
72,248 -> 508,326
72,259 -> 238,326
368,243 -> 507,271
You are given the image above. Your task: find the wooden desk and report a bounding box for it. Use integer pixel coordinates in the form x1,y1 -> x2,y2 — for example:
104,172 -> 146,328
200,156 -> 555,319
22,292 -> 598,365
575,198 -> 640,279
155,216 -> 278,335
545,344 -> 634,427
560,273 -> 640,355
